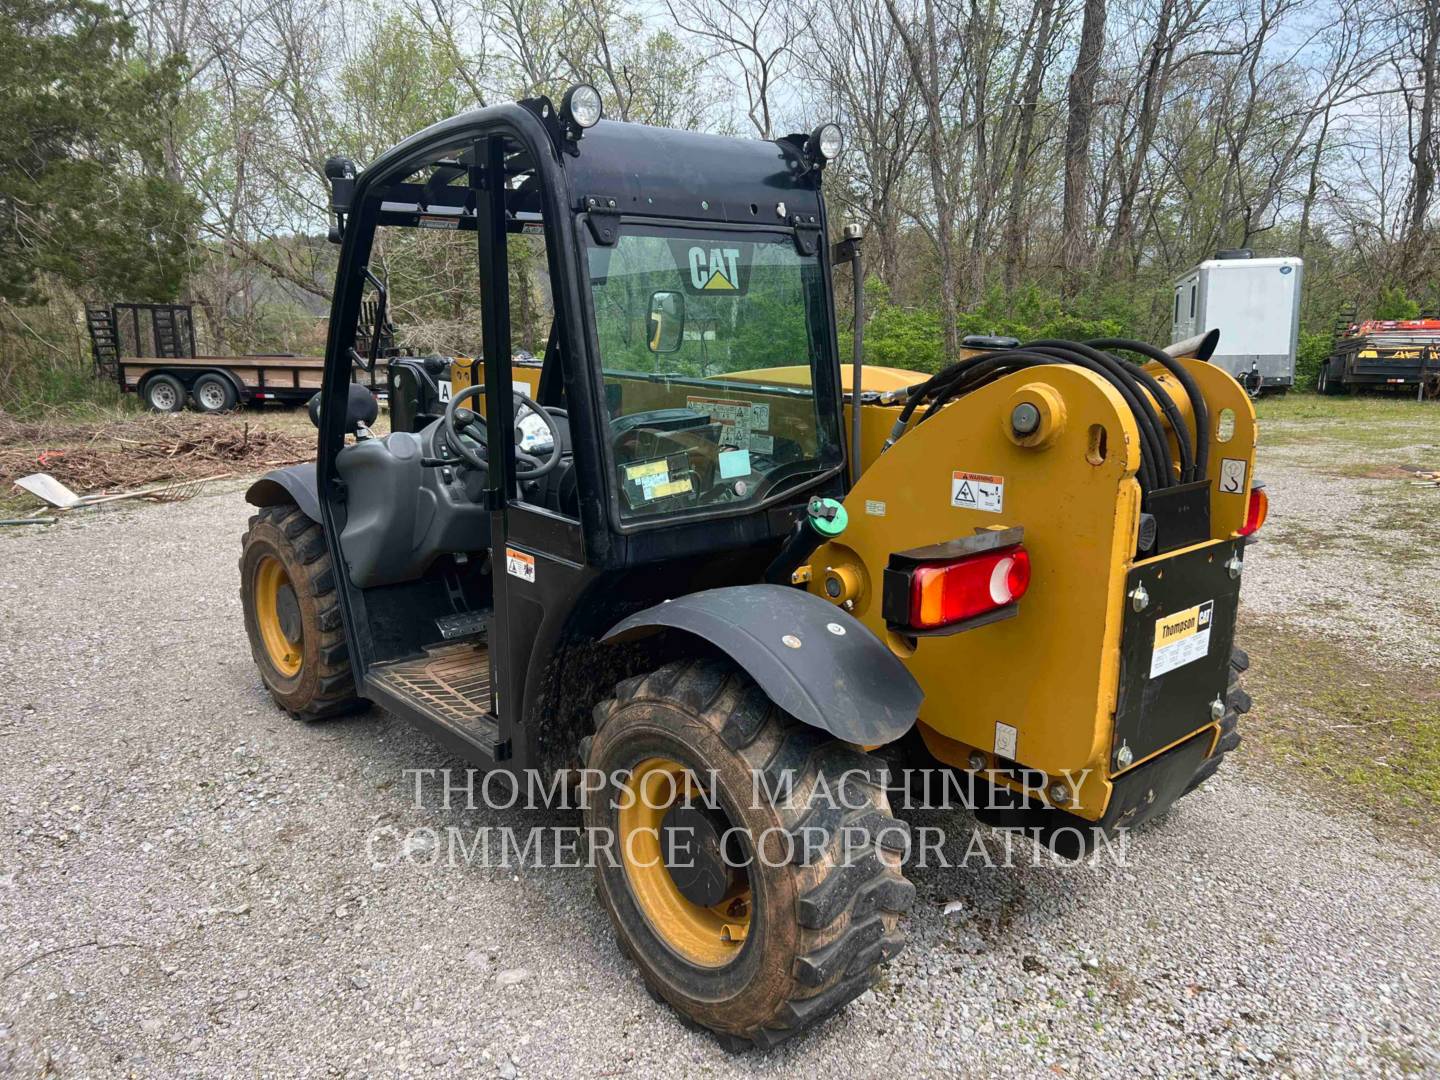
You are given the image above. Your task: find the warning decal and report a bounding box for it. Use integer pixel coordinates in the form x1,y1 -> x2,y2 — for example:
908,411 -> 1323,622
1149,599 -> 1214,677
505,548 -> 536,583
951,471 -> 1005,513
685,396 -> 772,452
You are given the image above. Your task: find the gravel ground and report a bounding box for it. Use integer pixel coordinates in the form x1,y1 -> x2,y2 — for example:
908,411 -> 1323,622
2,473 -> 1439,1078
1240,440 -> 1440,668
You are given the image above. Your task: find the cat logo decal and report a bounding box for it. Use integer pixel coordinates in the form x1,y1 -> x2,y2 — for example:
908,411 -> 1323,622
688,246 -> 740,291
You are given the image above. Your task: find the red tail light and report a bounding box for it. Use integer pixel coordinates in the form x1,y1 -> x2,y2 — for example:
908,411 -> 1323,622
1237,484 -> 1268,537
906,546 -> 1031,630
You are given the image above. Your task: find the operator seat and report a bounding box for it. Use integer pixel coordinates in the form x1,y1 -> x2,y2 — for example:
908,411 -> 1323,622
334,423 -> 492,588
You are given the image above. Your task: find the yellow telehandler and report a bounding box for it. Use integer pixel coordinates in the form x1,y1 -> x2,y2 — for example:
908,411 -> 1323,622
238,85 -> 1263,1049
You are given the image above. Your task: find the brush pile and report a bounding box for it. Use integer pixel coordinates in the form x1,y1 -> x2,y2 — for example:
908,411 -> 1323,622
0,411 -> 312,498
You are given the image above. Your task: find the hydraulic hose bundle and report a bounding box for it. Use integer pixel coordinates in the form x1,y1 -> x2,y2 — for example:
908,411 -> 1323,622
882,338 -> 1209,507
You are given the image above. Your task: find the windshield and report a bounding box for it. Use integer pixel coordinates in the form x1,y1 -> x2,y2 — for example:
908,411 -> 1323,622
587,223 -> 842,521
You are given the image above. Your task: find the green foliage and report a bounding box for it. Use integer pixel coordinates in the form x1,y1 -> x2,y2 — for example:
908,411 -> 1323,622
956,284 -> 1128,344
1295,330 -> 1331,390
337,15 -> 468,161
0,294 -> 135,416
846,279 -> 1130,374
2,347 -> 133,417
0,0 -> 198,304
846,288 -> 946,371
1374,286 -> 1420,321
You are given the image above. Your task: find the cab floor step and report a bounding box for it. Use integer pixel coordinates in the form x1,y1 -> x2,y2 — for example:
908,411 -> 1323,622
366,643 -> 501,756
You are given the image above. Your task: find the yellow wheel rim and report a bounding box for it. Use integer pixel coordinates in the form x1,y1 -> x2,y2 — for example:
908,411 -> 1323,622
254,556 -> 303,678
618,757 -> 752,968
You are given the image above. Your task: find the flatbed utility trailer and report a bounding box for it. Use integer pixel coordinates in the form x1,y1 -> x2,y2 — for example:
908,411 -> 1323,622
1318,317 -> 1440,398
86,302 -> 391,412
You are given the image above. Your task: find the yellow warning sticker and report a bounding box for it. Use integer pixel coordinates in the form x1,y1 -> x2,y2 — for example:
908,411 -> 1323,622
1150,600 -> 1214,677
625,459 -> 669,481
648,478 -> 693,498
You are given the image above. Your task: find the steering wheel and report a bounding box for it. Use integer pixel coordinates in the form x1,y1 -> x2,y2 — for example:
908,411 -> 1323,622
443,383 -> 564,480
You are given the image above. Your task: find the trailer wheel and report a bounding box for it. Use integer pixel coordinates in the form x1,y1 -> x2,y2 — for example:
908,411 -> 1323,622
193,373 -> 239,413
584,659 -> 914,1050
239,503 -> 363,721
143,374 -> 187,413
1181,646 -> 1250,796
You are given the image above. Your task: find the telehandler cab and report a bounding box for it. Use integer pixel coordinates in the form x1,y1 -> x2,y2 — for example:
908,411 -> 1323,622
239,84 -> 1262,1048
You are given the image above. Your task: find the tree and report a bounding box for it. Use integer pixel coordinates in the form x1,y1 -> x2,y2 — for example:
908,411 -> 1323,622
1060,0 -> 1107,287
0,0 -> 197,303
1399,0 -> 1440,269
1001,0 -> 1063,293
884,0 -> 961,359
666,0 -> 803,139
806,0 -> 921,291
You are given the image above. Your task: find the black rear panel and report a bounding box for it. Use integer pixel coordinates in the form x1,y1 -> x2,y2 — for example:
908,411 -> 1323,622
1113,540 -> 1243,770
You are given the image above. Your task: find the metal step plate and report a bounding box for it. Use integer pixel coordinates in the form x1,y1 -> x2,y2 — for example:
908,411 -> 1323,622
368,644 -> 499,753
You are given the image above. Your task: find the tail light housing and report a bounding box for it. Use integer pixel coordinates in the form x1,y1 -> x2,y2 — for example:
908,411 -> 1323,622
1237,483 -> 1268,537
883,528 -> 1030,635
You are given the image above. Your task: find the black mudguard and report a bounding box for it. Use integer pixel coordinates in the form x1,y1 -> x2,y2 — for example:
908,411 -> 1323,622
246,463 -> 320,523
603,584 -> 923,746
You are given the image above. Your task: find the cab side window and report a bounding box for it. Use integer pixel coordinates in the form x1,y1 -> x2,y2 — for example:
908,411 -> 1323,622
508,229 -> 555,405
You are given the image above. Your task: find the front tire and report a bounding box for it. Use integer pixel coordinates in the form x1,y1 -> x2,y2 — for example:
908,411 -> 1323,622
239,504 -> 363,721
584,659 -> 914,1049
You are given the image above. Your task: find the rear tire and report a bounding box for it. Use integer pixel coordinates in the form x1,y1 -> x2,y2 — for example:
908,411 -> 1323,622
239,503 -> 363,721
193,373 -> 239,413
584,659 -> 914,1050
143,374 -> 186,413
1181,646 -> 1250,796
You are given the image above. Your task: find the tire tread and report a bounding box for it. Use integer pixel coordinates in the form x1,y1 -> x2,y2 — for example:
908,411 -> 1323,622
593,658 -> 913,1050
241,503 -> 362,722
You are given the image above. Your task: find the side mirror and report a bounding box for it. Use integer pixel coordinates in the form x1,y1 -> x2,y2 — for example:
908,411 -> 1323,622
309,384 -> 379,433
647,290 -> 684,354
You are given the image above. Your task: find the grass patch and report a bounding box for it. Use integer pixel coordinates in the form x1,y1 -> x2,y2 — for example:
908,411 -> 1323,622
1369,489 -> 1439,536
1255,393 -> 1440,462
1259,518 -> 1333,554
1241,615 -> 1440,842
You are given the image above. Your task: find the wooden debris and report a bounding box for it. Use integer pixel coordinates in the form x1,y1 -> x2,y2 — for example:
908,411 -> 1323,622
1,412 -> 309,505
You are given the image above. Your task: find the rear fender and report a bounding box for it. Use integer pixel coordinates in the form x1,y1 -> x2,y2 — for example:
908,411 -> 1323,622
603,584 -> 923,745
246,463 -> 320,523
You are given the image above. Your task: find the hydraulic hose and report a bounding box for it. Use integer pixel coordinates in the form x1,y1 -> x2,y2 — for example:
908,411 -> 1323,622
1086,337 -> 1209,482
882,336 -> 1206,506
917,346 -> 1165,497
1022,341 -> 1177,487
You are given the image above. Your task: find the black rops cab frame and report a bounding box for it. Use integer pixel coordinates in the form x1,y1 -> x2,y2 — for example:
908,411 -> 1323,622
240,91 -> 923,1047
244,96 -> 920,779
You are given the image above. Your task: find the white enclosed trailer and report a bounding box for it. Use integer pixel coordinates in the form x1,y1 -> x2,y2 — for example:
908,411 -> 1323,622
1170,253 -> 1302,391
